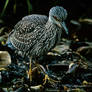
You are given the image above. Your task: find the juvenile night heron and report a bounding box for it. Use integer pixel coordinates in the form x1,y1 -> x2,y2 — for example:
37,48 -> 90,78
7,6 -> 68,81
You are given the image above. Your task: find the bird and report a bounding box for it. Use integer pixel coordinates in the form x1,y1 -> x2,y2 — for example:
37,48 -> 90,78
6,6 -> 68,81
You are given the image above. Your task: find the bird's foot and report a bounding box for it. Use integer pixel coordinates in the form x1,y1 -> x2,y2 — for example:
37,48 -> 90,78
43,74 -> 59,87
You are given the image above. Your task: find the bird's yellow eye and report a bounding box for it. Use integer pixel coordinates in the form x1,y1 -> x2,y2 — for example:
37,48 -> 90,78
53,16 -> 61,22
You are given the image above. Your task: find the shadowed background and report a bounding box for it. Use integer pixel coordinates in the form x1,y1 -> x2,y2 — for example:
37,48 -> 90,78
0,0 -> 92,41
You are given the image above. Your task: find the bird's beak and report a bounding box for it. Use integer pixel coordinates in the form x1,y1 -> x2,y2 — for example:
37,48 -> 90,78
61,22 -> 68,35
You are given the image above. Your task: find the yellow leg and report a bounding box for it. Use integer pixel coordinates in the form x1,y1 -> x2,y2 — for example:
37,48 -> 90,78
35,64 -> 59,86
28,57 -> 32,82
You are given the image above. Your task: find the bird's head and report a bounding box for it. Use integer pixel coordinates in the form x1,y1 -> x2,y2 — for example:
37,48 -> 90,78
49,6 -> 68,34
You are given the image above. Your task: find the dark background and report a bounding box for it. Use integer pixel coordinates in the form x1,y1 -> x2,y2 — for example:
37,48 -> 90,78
0,0 -> 92,41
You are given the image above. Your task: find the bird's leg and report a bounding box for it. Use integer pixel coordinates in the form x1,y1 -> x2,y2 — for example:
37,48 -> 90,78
28,57 -> 32,82
35,64 -> 59,86
31,60 -> 59,86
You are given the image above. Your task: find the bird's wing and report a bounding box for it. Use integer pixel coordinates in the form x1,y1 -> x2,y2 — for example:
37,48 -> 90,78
22,14 -> 48,24
14,19 -> 36,33
8,14 -> 48,51
9,25 -> 45,51
14,15 -> 48,34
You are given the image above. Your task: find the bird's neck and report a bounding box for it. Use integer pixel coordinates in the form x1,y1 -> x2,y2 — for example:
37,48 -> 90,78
45,19 -> 62,42
45,16 -> 56,29
48,16 -> 53,23
48,16 -> 56,24
45,19 -> 60,31
45,21 -> 54,31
